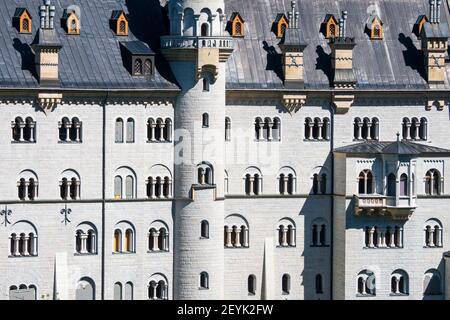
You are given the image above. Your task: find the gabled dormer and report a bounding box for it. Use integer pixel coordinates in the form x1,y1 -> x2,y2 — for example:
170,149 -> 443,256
366,14 -> 383,40
229,12 -> 245,37
110,10 -> 128,36
13,8 -> 32,34
62,9 -> 80,35
414,15 -> 428,38
273,14 -> 289,38
322,14 -> 339,39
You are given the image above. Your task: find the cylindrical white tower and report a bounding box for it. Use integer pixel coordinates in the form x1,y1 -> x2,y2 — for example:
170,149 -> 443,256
162,0 -> 233,299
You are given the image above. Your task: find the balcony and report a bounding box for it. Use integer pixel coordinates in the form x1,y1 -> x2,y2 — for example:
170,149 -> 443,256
160,36 -> 233,50
354,195 -> 416,220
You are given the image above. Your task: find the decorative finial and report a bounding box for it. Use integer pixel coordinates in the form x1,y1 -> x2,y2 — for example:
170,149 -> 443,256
39,0 -> 55,29
396,132 -> 400,141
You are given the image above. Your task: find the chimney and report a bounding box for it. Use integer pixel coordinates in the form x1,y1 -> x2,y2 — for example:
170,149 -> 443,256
422,0 -> 448,84
329,11 -> 356,114
329,11 -> 356,89
279,0 -> 307,89
31,0 -> 62,85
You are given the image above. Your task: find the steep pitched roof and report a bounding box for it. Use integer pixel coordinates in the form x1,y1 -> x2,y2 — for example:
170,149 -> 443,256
0,0 -> 177,90
225,0 -> 450,90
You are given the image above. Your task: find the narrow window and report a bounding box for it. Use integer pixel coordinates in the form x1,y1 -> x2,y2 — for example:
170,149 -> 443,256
201,23 -> 209,36
387,173 -> 396,196
134,59 -> 142,75
114,176 -> 122,199
115,118 -> 124,143
202,113 -> 209,128
282,274 -> 290,295
248,275 -> 256,295
400,174 -> 408,196
114,282 -> 122,300
126,118 -> 135,143
125,175 -> 134,199
201,220 -> 209,239
225,117 -> 231,141
315,274 -> 323,294
200,272 -> 209,289
144,59 -> 152,75
203,77 -> 210,92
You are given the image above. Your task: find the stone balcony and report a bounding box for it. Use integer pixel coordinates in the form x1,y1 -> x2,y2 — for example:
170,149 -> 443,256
354,195 -> 416,220
160,36 -> 233,50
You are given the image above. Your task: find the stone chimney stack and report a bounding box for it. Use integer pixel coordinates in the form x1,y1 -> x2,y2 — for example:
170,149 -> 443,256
279,1 -> 307,89
31,0 -> 62,85
421,0 -> 448,84
329,10 -> 356,114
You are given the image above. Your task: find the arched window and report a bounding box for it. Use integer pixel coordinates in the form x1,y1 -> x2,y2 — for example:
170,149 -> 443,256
313,118 -> 321,139
371,118 -> 379,140
115,118 -> 124,143
200,272 -> 209,289
17,171 -> 38,201
113,222 -> 135,254
119,21 -> 126,34
12,117 -> 23,142
329,24 -> 336,37
400,174 -> 408,196
126,118 -> 135,143
134,59 -> 142,75
125,175 -> 134,199
9,222 -> 38,257
114,176 -> 122,199
202,113 -> 209,128
425,169 -> 441,196
391,270 -> 409,295
322,118 -> 330,140
358,170 -> 374,194
144,59 -> 152,75
201,220 -> 209,239
148,224 -> 169,252
113,229 -> 122,253
114,282 -> 122,300
9,284 -> 37,300
424,219 -> 443,247
23,117 -> 36,142
248,275 -> 256,295
197,163 -> 214,185
424,270 -> 442,295
273,118 -> 281,141
419,118 -> 428,140
356,270 -> 376,296
315,274 -> 323,294
124,282 -> 133,300
277,219 -> 296,247
148,275 -> 168,300
304,118 -> 312,140
255,118 -> 262,140
224,215 -> 249,248
201,23 -> 209,36
225,117 -> 231,141
312,174 -> 319,194
410,118 -> 419,139
282,274 -> 290,295
75,223 -> 97,254
311,219 -> 328,247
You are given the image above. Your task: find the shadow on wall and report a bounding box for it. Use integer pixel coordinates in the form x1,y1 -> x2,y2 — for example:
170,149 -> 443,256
315,45 -> 332,85
301,154 -> 333,300
263,41 -> 284,82
125,0 -> 178,85
398,33 -> 426,81
13,38 -> 38,80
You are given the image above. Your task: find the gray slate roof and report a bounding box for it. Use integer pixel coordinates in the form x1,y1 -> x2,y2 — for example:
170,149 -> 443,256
334,140 -> 450,155
0,0 -> 177,90
2,0 -> 450,91
225,0 -> 450,90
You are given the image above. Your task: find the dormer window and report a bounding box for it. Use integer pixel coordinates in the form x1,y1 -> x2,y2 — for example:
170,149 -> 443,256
322,15 -> 339,39
13,8 -> 32,34
62,9 -> 80,35
111,10 -> 129,36
229,12 -> 245,37
120,41 -> 155,77
414,15 -> 428,38
367,15 -> 383,40
273,14 -> 289,38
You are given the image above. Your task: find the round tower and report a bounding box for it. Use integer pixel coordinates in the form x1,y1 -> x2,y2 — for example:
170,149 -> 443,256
162,0 -> 233,299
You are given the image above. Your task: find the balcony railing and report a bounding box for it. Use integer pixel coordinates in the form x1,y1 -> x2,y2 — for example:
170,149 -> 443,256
161,36 -> 233,50
354,195 -> 415,220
